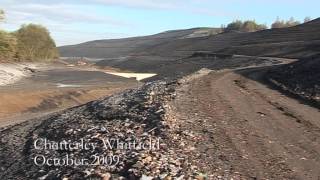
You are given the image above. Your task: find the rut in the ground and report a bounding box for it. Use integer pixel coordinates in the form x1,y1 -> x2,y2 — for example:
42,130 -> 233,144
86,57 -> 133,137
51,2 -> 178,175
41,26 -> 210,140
168,68 -> 320,179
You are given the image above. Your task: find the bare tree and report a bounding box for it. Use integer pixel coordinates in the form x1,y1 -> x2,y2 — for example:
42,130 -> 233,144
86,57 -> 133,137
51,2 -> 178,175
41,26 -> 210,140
0,10 -> 4,21
304,17 -> 312,23
286,17 -> 300,27
271,17 -> 283,29
272,17 -> 300,29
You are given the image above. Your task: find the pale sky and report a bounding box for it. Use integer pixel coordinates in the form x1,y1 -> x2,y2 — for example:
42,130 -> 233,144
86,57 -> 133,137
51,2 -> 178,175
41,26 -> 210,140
0,0 -> 318,46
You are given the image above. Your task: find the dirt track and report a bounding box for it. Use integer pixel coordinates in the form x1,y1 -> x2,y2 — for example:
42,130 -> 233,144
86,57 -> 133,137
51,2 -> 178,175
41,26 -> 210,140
168,68 -> 320,179
1,59 -> 319,179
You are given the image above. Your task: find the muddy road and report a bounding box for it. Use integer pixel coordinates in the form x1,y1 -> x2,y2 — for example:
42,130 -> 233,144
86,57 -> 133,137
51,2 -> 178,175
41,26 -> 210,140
168,67 -> 320,179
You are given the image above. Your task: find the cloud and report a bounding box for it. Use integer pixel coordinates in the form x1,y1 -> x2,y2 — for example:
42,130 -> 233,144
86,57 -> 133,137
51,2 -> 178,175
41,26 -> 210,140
0,0 -> 235,45
183,7 -> 237,17
2,3 -> 128,26
0,0 -> 133,45
92,0 -> 182,10
54,29 -> 130,46
91,0 -> 236,18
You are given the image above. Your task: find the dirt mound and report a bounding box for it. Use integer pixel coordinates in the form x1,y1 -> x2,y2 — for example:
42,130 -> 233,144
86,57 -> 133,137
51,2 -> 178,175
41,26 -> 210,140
267,55 -> 320,105
0,81 -> 205,179
0,63 -> 40,86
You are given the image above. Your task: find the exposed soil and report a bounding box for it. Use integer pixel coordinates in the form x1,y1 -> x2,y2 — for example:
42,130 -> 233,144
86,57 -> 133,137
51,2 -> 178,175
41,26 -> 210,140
1,62 -> 319,179
0,62 -> 140,127
0,80 -> 187,179
0,87 -> 135,127
266,54 -> 320,106
3,18 -> 320,178
96,54 -> 287,81
167,68 -> 320,179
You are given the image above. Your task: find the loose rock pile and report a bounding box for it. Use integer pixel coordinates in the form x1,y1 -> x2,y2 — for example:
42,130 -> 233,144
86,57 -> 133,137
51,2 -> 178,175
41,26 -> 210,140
267,55 -> 320,106
18,80 -> 204,179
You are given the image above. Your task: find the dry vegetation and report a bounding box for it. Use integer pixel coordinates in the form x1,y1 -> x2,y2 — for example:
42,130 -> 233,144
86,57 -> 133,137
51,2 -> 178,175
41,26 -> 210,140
0,10 -> 58,62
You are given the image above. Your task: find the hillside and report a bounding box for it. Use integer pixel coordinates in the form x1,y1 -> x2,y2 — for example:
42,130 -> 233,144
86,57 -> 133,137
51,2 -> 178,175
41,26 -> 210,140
267,54 -> 320,106
3,17 -> 320,180
134,18 -> 320,58
59,28 -> 221,58
95,54 -> 284,80
59,18 -> 320,60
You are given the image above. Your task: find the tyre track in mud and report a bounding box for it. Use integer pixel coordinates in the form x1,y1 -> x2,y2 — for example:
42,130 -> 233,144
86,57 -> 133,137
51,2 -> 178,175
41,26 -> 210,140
169,67 -> 320,179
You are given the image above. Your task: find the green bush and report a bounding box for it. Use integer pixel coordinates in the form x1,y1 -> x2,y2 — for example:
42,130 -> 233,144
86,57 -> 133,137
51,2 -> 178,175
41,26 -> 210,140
15,24 -> 59,61
0,9 -> 59,61
0,30 -> 17,60
242,20 -> 267,32
224,20 -> 267,32
225,20 -> 243,31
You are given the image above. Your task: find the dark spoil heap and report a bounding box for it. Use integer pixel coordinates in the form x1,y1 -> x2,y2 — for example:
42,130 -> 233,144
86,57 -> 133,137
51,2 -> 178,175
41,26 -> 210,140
1,80 -> 204,180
